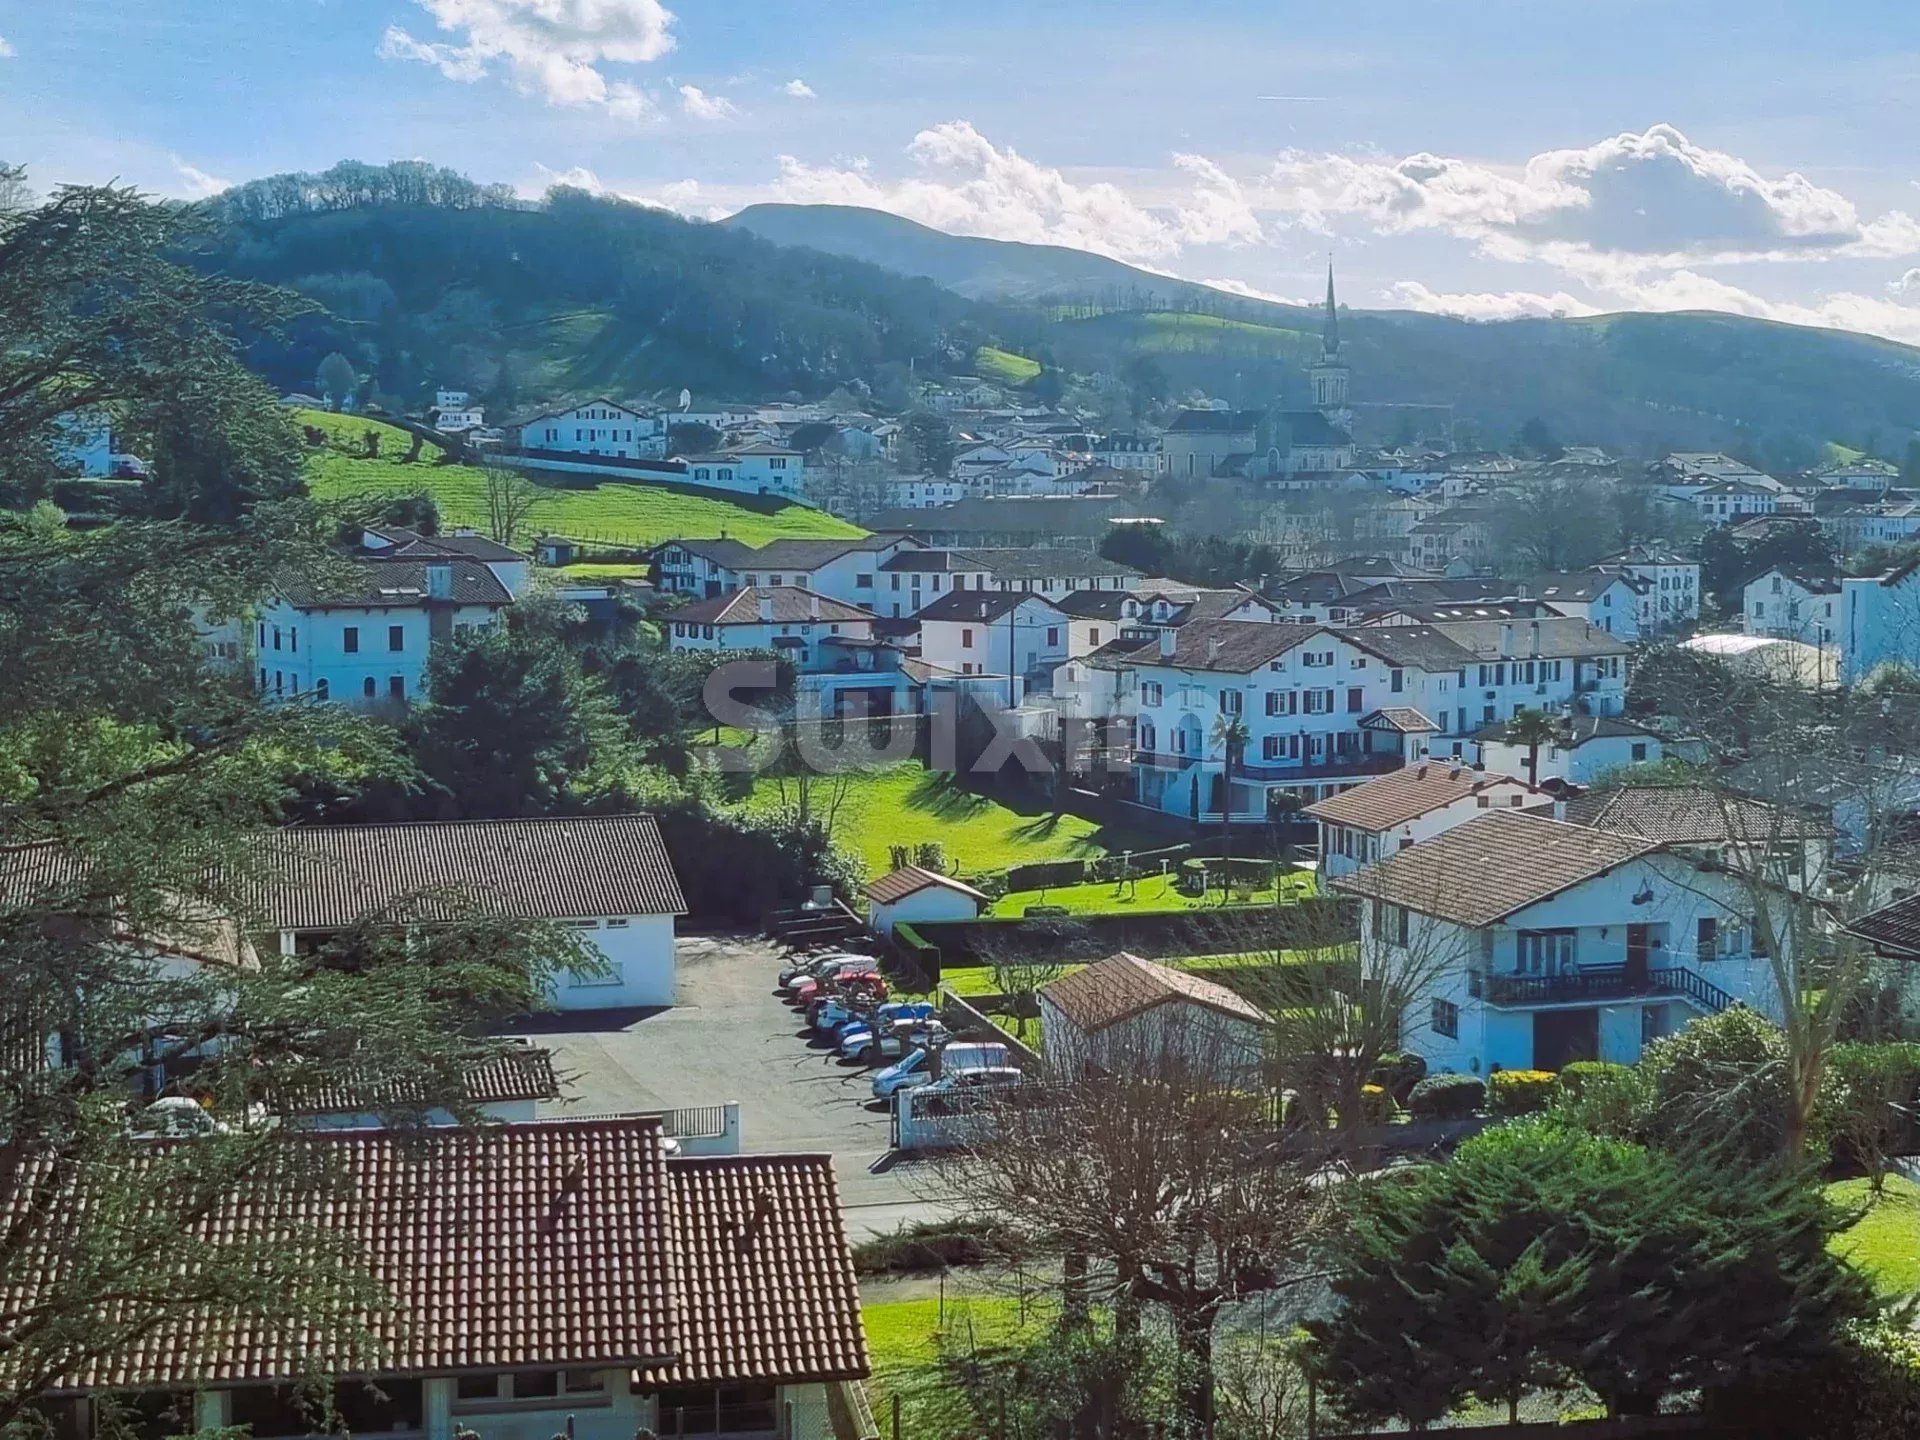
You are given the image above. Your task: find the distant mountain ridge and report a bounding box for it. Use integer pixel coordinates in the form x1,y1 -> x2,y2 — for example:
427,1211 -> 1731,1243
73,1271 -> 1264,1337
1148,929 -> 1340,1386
191,164 -> 1920,460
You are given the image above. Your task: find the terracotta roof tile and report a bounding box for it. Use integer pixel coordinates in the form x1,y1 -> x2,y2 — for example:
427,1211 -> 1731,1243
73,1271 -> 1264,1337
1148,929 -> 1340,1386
274,1043 -> 562,1116
644,1155 -> 869,1387
864,866 -> 987,906
1304,763 -> 1547,833
674,586 -> 873,626
1330,810 -> 1658,927
1040,952 -> 1267,1034
1561,784 -> 1832,845
247,815 -> 688,931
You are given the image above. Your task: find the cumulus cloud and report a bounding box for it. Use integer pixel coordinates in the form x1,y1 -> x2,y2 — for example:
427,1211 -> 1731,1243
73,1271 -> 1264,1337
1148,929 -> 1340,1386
0,36 -> 14,58
1268,124 -> 1920,267
171,157 -> 231,200
1200,277 -> 1311,305
1386,281 -> 1600,322
772,121 -> 1265,264
782,78 -> 816,99
379,0 -> 674,116
1892,267 -> 1920,296
677,84 -> 738,120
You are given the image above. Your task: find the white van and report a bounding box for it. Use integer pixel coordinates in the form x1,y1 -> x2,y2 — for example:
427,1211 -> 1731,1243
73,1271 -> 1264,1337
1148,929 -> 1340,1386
870,1040 -> 1012,1099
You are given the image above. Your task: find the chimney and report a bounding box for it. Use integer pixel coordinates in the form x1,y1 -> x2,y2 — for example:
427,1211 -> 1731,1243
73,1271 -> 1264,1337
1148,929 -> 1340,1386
757,590 -> 774,623
1528,619 -> 1541,657
1207,634 -> 1223,663
1499,622 -> 1513,656
1158,627 -> 1176,659
426,562 -> 453,600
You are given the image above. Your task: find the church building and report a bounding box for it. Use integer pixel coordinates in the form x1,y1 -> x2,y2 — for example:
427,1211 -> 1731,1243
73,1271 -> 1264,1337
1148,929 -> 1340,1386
1160,265 -> 1357,485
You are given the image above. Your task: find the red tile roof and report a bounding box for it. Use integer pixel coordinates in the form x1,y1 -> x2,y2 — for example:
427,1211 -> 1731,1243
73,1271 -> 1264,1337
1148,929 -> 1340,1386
1040,952 -> 1267,1034
248,814 -> 688,930
863,866 -> 987,906
1303,762 -> 1547,832
5,1119 -> 868,1393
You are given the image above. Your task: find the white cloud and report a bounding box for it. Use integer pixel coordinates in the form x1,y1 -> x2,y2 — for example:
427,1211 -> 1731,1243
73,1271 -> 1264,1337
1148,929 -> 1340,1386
379,0 -> 675,116
524,164 -> 722,219
1892,267 -> 1920,296
782,78 -> 816,99
677,84 -> 738,121
0,36 -> 14,58
1199,277 -> 1310,306
1266,124 -> 1920,267
1386,281 -> 1601,322
171,156 -> 231,200
770,121 -> 1264,265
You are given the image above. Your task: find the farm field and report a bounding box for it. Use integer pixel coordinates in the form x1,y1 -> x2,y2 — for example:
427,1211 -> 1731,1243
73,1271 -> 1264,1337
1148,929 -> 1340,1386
734,762 -> 1162,876
297,409 -> 865,547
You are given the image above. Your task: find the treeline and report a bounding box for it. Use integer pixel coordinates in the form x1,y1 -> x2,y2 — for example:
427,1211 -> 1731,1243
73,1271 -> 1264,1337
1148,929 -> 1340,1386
206,159 -> 518,224
196,165 -> 1008,408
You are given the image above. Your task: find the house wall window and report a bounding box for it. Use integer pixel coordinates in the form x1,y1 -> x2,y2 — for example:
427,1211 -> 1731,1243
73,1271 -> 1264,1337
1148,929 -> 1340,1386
343,625 -> 360,654
1141,681 -> 1164,706
388,624 -> 404,652
1431,998 -> 1459,1038
1517,929 -> 1576,973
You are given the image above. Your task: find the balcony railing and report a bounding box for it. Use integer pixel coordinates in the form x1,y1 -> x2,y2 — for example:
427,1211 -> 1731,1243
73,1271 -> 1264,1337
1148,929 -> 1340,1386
1482,965 -> 1737,1013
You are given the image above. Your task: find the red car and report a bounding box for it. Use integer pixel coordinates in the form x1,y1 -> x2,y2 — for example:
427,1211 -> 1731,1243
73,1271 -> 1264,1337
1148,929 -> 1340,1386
793,969 -> 885,1009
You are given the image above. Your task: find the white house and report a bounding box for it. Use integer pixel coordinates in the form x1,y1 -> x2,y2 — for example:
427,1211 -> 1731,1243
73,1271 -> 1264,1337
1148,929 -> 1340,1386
653,536 -> 921,601
876,550 -> 995,617
683,443 -> 805,499
1520,572 -> 1643,639
1744,567 -> 1842,644
1039,952 -> 1269,1084
254,553 -> 515,707
1602,548 -> 1701,634
1840,558 -> 1920,685
1469,714 -> 1668,787
914,590 -> 1071,706
667,586 -> 917,717
514,398 -> 664,459
1093,434 -> 1165,475
11,1116 -> 868,1440
864,865 -> 988,937
249,814 -> 689,1011
1333,809 -> 1781,1074
1304,762 -> 1552,881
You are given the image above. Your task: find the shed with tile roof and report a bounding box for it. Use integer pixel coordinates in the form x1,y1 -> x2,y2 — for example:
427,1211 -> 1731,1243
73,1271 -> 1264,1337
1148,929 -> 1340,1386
1039,952 -> 1269,1083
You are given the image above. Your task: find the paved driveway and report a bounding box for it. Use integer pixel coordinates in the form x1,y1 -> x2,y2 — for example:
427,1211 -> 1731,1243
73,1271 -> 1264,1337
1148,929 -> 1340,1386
501,933 -> 948,1237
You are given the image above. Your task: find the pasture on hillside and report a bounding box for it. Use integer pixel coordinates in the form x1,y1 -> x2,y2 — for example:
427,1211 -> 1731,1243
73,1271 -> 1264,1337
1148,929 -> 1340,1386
297,409 -> 866,547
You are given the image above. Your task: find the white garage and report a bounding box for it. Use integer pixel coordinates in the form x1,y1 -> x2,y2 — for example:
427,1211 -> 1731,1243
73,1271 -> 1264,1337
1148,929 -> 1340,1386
864,865 -> 988,937
251,813 -> 688,1010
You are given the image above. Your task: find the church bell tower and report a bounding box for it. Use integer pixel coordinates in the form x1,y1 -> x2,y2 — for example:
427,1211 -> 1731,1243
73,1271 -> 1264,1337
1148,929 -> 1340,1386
1310,262 -> 1352,428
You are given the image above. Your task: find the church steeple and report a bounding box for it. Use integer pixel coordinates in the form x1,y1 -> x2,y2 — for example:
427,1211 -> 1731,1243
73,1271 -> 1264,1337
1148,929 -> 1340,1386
1310,259 -> 1350,423
1322,261 -> 1341,357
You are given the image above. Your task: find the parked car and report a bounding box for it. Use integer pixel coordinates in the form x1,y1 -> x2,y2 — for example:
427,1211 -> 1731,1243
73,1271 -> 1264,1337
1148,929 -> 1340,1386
918,1066 -> 1025,1098
786,959 -> 881,1003
778,952 -> 869,992
833,1006 -> 936,1052
844,1018 -> 948,1064
805,976 -> 889,1027
871,1040 -> 1013,1099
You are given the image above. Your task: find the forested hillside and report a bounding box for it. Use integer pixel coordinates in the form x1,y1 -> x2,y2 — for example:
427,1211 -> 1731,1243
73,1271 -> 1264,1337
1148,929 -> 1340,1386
194,163 -> 1920,459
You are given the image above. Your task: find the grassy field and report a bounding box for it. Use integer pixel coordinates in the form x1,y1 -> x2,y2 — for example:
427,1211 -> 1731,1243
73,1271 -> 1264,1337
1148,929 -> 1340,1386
297,408 -> 865,547
864,1294 -> 1048,1440
736,763 -> 1162,875
973,345 -> 1042,385
940,949 -> 1311,999
557,561 -> 653,580
1059,310 -> 1320,359
1829,1175 -> 1920,1299
990,869 -> 1317,918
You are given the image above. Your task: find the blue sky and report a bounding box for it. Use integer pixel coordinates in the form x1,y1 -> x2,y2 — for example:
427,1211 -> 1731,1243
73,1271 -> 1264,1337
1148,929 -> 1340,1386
8,1 -> 1920,340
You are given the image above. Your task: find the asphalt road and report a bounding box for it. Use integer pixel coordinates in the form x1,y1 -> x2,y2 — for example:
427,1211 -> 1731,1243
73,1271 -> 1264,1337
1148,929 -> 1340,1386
503,933 -> 952,1238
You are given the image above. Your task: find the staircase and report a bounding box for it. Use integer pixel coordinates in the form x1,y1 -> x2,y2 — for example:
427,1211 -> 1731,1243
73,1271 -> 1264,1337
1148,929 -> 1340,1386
1651,965 -> 1739,1014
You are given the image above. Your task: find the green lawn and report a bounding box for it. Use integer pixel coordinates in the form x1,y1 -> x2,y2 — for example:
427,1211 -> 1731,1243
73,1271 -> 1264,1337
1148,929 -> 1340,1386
557,561 -> 653,580
735,762 -> 1161,876
973,345 -> 1041,385
1829,1175 -> 1920,1299
297,408 -> 865,548
940,949 -> 1313,1000
989,869 -> 1317,918
864,1295 -> 1048,1440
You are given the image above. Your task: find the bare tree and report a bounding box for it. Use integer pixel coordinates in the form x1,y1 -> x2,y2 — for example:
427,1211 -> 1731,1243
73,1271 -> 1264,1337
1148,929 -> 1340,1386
480,458 -> 544,548
935,1025 -> 1332,1438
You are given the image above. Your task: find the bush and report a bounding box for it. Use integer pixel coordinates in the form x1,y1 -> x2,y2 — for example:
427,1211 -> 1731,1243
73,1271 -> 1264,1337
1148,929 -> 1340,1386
1639,1006 -> 1804,1163
852,1217 -> 1021,1275
1368,1051 -> 1428,1105
1487,1069 -> 1558,1116
1004,857 -> 1087,892
1825,1041 -> 1920,1173
914,840 -> 949,875
1356,1083 -> 1400,1125
1705,1317 -> 1920,1439
1023,904 -> 1070,919
1555,1060 -> 1629,1099
1407,1072 -> 1485,1120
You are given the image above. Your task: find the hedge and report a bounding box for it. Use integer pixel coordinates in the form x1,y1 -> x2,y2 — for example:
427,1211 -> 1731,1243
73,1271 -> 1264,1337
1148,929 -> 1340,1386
910,895 -> 1358,969
1705,1318 -> 1920,1439
1555,1060 -> 1630,1099
1003,858 -> 1090,893
1408,1073 -> 1485,1120
1487,1069 -> 1557,1116
1368,1051 -> 1429,1106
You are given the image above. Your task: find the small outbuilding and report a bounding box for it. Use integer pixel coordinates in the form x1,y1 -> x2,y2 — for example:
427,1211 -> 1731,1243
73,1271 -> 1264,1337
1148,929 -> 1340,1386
1039,951 -> 1270,1082
864,865 -> 989,937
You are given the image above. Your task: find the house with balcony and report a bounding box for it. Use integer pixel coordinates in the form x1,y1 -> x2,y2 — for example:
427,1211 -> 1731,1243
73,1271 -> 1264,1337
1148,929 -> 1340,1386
1468,713 -> 1670,787
668,587 -> 916,717
17,1117 -> 869,1440
652,536 -> 921,601
1418,617 -> 1632,736
914,590 -> 1070,708
1331,809 -> 1780,1074
1305,761 -> 1553,880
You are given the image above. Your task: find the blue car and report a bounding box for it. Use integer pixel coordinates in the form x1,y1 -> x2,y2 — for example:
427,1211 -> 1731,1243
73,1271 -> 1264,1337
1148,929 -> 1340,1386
836,1002 -> 939,1058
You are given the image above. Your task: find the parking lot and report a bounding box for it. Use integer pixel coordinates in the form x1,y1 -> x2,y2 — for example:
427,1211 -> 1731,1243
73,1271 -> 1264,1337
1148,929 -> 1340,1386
502,933 -> 948,1237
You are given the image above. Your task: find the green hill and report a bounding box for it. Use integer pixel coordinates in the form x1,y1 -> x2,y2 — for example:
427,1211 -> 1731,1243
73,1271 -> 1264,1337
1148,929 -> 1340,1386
299,410 -> 864,547
199,165 -> 1920,461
